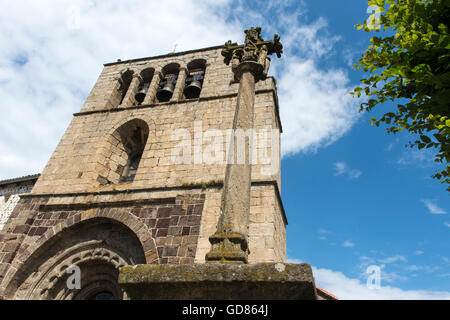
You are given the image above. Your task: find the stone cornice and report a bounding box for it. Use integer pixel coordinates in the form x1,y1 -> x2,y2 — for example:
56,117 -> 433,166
38,197 -> 178,212
104,45 -> 224,67
74,87 -> 283,132
22,180 -> 287,225
0,174 -> 40,186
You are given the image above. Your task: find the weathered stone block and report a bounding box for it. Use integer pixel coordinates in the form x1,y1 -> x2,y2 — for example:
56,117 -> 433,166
119,263 -> 317,300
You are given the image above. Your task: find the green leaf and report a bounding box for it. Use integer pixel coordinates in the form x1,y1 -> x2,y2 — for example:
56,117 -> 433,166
350,0 -> 450,191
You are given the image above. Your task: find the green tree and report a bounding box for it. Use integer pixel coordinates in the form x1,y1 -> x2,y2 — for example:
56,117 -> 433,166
351,0 -> 450,190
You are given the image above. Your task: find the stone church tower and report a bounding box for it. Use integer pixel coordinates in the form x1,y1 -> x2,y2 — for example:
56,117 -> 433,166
0,32 -> 305,299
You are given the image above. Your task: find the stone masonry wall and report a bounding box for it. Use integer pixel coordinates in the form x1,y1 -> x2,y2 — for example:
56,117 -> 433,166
0,46 -> 287,298
194,183 -> 286,264
32,46 -> 281,195
0,189 -> 207,297
0,181 -> 35,231
32,94 -> 280,195
0,184 -> 286,297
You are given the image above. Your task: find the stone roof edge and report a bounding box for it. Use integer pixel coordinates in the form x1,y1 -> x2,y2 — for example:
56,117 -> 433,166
316,286 -> 339,300
103,44 -> 224,67
0,174 -> 40,186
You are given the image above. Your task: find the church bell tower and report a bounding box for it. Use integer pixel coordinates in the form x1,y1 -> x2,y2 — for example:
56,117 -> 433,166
0,28 -> 319,300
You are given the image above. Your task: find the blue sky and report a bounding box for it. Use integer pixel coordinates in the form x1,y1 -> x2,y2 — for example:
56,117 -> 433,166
0,0 -> 448,299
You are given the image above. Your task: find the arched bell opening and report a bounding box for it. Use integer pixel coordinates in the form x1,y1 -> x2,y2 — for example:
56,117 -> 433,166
156,63 -> 179,102
184,59 -> 206,99
134,68 -> 155,105
118,69 -> 134,106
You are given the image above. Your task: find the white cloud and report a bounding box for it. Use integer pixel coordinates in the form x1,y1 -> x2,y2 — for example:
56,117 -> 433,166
333,162 -> 347,176
317,229 -> 330,241
332,161 -> 362,179
0,0 -> 241,180
445,222 -> 450,227
357,255 -> 410,284
279,61 -> 359,156
317,228 -> 331,234
313,266 -> 450,300
289,256 -> 448,299
380,269 -> 409,283
396,147 -> 438,168
405,265 -> 421,271
359,256 -> 375,263
403,265 -> 440,273
378,255 -> 407,264
384,137 -> 400,152
283,16 -> 342,58
421,199 -> 447,215
343,240 -> 355,248
415,250 -> 425,255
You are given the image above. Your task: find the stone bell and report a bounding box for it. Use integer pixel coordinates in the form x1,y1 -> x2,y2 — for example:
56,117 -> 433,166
156,75 -> 176,102
134,82 -> 149,104
184,71 -> 204,99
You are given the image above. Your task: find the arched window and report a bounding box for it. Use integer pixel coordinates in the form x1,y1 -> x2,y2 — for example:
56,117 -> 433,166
156,63 -> 180,102
184,59 -> 206,99
134,68 -> 154,105
118,69 -> 134,106
118,122 -> 148,183
97,119 -> 149,185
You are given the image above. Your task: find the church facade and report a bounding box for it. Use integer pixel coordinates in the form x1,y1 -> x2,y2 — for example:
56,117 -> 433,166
0,45 -> 292,299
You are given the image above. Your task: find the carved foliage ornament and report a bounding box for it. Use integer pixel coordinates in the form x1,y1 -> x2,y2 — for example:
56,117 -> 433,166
221,27 -> 283,81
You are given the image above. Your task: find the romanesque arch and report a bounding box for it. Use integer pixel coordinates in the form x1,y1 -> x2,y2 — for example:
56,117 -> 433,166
156,63 -> 180,102
3,216 -> 153,300
184,59 -> 207,99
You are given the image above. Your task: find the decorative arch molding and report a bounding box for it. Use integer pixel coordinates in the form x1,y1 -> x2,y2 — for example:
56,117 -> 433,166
25,243 -> 128,300
2,214 -> 157,300
106,115 -> 154,139
129,54 -> 211,75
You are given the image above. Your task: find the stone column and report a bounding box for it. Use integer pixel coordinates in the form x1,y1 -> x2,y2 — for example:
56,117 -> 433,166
205,61 -> 264,264
171,67 -> 188,101
122,74 -> 142,107
143,70 -> 162,105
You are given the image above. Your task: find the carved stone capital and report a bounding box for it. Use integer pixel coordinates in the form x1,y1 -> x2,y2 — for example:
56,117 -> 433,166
205,232 -> 249,264
222,27 -> 282,83
233,61 -> 264,82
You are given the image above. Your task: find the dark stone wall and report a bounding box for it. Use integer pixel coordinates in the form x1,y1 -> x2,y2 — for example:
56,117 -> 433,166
0,192 -> 205,297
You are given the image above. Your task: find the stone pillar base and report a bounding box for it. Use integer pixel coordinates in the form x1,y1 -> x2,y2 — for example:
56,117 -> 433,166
118,263 -> 318,300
